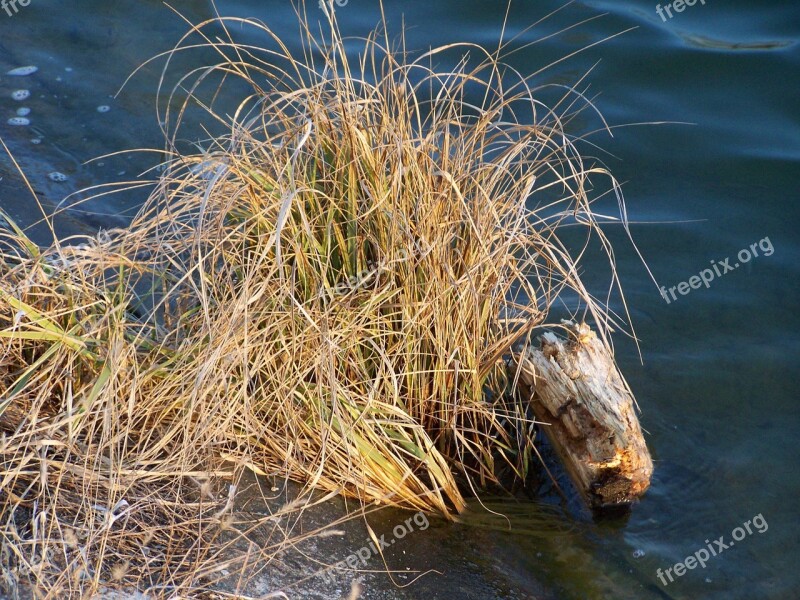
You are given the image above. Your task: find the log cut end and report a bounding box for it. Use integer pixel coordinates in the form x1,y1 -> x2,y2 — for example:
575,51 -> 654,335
514,322 -> 653,510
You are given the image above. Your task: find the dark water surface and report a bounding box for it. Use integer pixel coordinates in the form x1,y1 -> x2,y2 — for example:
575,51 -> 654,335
1,1 -> 798,599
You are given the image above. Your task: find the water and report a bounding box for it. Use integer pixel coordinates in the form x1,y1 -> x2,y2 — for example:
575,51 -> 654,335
1,1 -> 798,598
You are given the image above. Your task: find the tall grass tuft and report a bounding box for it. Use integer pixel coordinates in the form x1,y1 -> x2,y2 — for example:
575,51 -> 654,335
0,6 -> 631,596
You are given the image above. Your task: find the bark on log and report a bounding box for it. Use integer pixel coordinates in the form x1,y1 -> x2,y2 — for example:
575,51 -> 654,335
513,322 -> 652,509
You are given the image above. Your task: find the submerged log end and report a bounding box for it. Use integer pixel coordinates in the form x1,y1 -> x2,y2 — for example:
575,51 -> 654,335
589,442 -> 653,508
514,322 -> 653,510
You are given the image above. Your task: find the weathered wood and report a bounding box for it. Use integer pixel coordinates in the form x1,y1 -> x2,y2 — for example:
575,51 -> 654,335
513,322 -> 652,509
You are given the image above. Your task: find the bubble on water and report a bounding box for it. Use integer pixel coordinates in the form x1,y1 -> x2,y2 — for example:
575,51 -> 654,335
48,172 -> 68,182
6,66 -> 38,76
11,89 -> 30,101
30,138 -> 42,145
16,107 -> 31,117
7,117 -> 30,126
632,549 -> 646,559
96,105 -> 111,113
65,67 -> 73,72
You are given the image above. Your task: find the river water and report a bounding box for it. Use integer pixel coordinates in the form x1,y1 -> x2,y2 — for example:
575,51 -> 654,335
0,1 -> 798,599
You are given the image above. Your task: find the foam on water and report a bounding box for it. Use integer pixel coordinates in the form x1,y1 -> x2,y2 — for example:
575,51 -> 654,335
6,66 -> 38,76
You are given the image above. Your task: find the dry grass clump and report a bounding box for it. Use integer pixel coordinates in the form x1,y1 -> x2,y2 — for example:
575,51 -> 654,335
0,6 -> 629,597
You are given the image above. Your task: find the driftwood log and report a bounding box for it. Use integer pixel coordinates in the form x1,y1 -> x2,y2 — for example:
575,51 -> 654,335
513,322 -> 652,509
